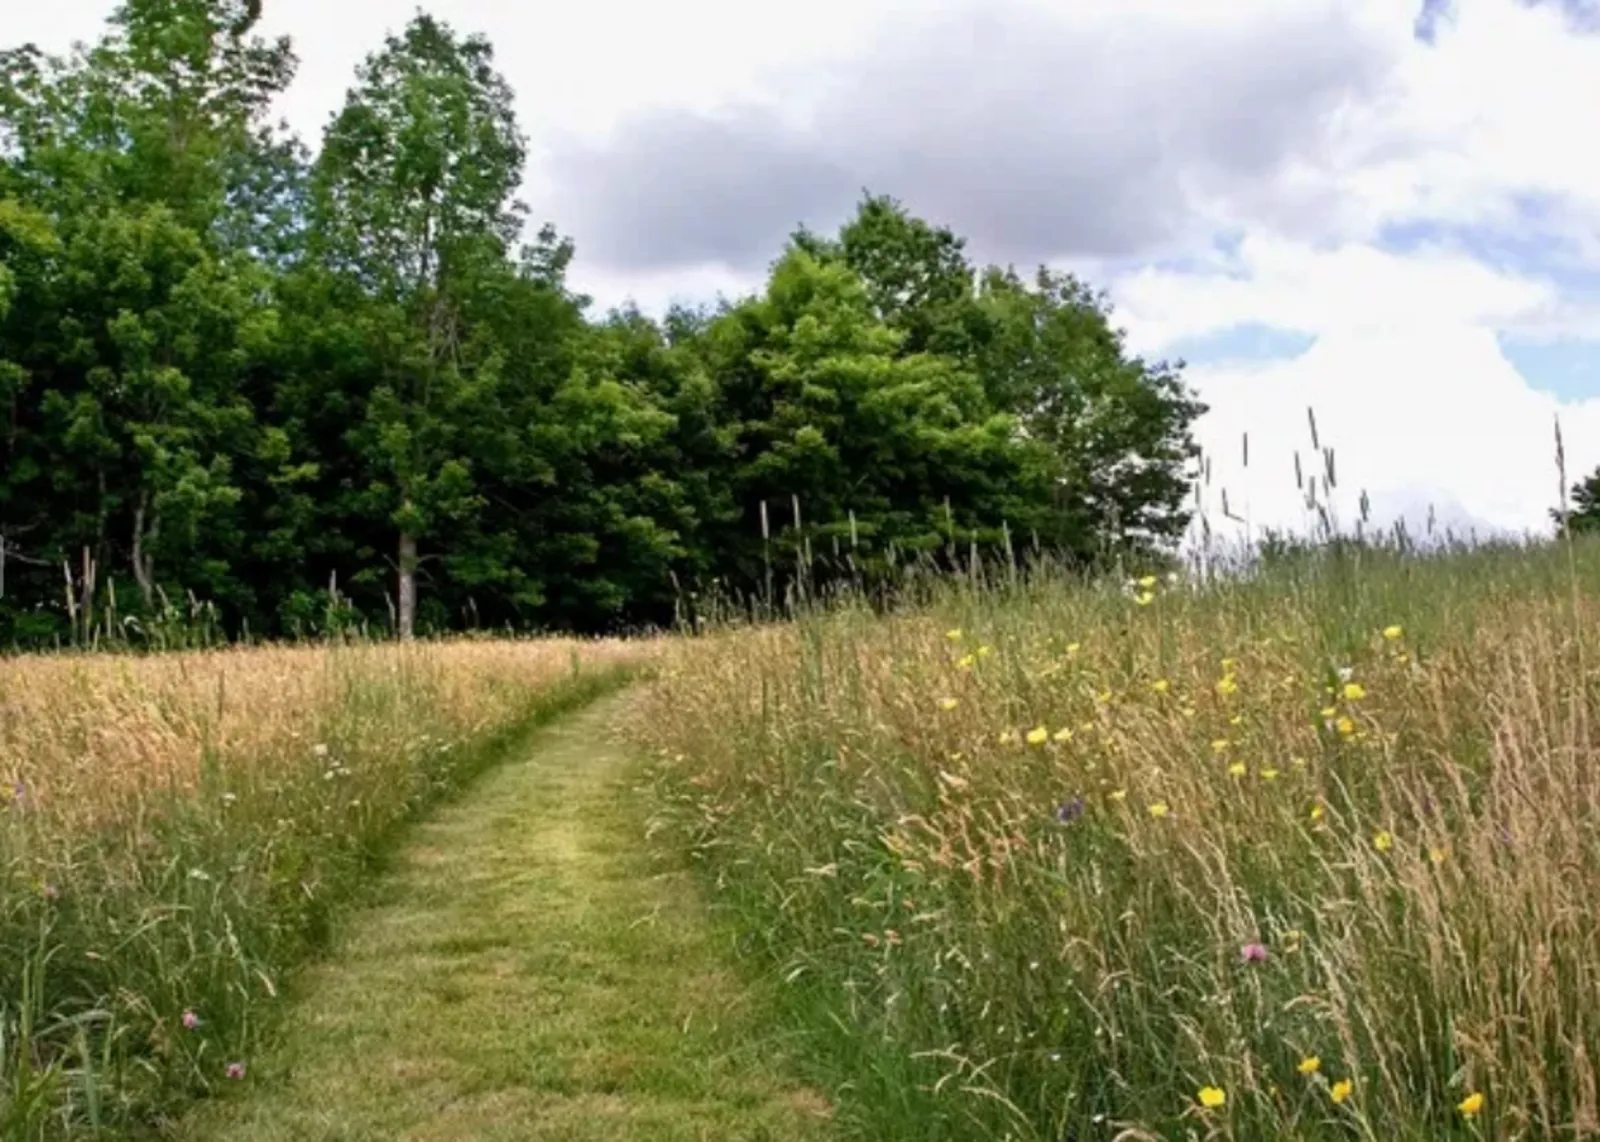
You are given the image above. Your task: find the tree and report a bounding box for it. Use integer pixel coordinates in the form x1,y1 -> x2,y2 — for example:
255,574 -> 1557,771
800,195 -> 1203,563
689,247 -> 1045,595
0,0 -> 295,638
832,194 -> 981,357
1554,466 -> 1600,535
974,267 -> 1202,556
308,13 -> 526,638
0,7 -> 1207,646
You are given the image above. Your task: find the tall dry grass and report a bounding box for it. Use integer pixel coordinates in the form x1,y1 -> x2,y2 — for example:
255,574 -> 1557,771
0,636 -> 651,1135
635,539 -> 1600,1139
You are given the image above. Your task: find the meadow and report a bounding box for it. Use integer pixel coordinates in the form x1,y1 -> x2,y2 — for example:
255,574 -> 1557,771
0,637 -> 650,1136
4,536 -> 1599,1140
635,537 -> 1600,1140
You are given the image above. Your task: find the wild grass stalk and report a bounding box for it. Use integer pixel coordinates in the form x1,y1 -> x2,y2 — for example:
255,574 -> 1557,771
0,636 -> 652,1135
635,537 -> 1600,1139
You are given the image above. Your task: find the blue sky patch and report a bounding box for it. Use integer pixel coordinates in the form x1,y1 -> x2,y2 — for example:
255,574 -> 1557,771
1167,323 -> 1315,367
1499,334 -> 1600,399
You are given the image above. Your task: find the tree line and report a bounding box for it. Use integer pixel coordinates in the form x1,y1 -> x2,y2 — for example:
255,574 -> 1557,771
0,1 -> 1203,643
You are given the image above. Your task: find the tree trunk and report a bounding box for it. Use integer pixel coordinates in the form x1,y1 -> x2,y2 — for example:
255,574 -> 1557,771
131,492 -> 157,608
397,530 -> 418,640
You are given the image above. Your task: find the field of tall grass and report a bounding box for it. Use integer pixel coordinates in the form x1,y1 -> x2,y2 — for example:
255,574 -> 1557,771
636,538 -> 1600,1140
0,636 -> 650,1136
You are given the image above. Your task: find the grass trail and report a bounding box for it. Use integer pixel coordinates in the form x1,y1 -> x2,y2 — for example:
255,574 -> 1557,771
176,694 -> 833,1141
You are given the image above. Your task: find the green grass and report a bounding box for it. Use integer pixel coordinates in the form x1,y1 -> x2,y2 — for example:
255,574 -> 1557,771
175,694 -> 834,1141
634,537 -> 1600,1139
0,639 -> 648,1136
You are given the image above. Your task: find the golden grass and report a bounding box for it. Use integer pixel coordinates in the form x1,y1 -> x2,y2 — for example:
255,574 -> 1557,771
634,543 -> 1600,1139
1,638 -> 644,832
0,635 -> 653,1133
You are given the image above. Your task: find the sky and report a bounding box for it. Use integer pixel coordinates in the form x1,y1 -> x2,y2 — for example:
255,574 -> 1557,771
11,0 -> 1600,542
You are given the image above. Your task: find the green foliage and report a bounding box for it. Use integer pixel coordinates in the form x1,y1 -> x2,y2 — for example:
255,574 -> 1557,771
1554,465 -> 1600,535
0,10 -> 1203,645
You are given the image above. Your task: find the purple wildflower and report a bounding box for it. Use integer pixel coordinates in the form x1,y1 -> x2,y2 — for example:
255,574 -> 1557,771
1054,796 -> 1087,825
181,1010 -> 201,1030
1240,942 -> 1269,964
224,1061 -> 246,1080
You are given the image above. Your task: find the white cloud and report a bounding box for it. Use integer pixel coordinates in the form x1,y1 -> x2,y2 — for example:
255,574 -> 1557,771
1185,329 -> 1600,541
1114,236 -> 1559,349
1109,232 -> 1600,544
1097,0 -> 1600,542
570,261 -> 762,319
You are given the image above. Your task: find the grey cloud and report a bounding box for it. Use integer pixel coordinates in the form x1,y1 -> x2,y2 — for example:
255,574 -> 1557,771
539,3 -> 1394,275
1540,0 -> 1600,33
1423,2 -> 1600,42
546,107 -> 857,271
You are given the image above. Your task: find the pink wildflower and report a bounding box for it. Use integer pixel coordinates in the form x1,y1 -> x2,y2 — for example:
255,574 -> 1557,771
225,1061 -> 246,1080
181,1009 -> 200,1030
1240,942 -> 1269,963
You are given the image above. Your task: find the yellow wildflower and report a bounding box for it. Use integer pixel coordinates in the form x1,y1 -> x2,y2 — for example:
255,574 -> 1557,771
1109,789 -> 1128,802
1221,657 -> 1240,671
1197,1086 -> 1226,1109
1336,716 -> 1356,736
957,653 -> 976,669
1138,574 -> 1158,590
1228,761 -> 1247,777
1320,705 -> 1338,719
1429,846 -> 1448,865
1026,725 -> 1049,746
1210,739 -> 1230,754
1151,679 -> 1170,694
1297,1056 -> 1321,1075
1228,713 -> 1244,726
1290,755 -> 1308,768
1309,803 -> 1325,822
1383,625 -> 1404,641
1343,682 -> 1366,701
999,729 -> 1019,746
945,628 -> 963,641
977,645 -> 994,659
1066,642 -> 1081,655
938,697 -> 959,711
1260,767 -> 1280,782
1216,676 -> 1239,697
1330,1078 -> 1353,1104
1458,1091 -> 1484,1117
1134,591 -> 1155,606
1373,830 -> 1394,852
1052,727 -> 1073,743
1148,801 -> 1170,819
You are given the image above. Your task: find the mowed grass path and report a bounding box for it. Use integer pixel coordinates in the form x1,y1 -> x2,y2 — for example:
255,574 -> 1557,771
177,695 -> 832,1141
